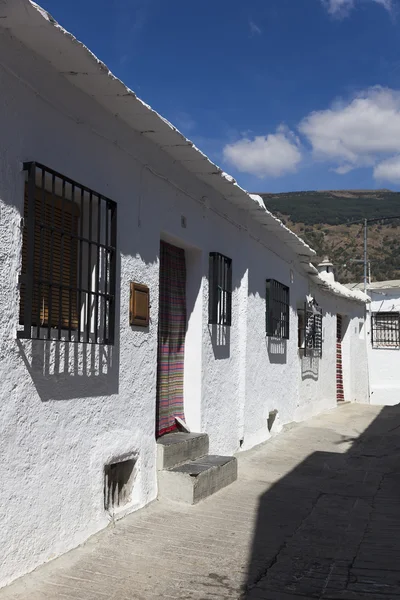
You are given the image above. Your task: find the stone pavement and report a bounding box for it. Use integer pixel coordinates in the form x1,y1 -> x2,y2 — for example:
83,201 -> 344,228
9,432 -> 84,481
2,403 -> 400,600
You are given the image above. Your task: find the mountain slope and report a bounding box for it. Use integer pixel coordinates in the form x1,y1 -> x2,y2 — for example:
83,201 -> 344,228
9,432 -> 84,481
259,190 -> 400,283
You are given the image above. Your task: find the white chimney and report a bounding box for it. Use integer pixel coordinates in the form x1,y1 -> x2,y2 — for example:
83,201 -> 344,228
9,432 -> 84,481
317,257 -> 335,283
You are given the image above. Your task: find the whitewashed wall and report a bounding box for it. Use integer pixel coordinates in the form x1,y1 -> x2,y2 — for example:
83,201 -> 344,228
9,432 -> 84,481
367,288 -> 400,405
295,287 -> 369,419
0,30 -> 368,588
242,263 -> 369,448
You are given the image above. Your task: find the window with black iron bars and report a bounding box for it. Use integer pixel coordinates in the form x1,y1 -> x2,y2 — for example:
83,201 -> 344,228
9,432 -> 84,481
266,279 -> 290,340
208,252 -> 232,326
371,312 -> 400,348
298,303 -> 323,357
18,162 -> 117,344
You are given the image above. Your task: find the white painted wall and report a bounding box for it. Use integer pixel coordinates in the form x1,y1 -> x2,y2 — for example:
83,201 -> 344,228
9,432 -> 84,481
367,288 -> 400,405
294,283 -> 368,423
0,30 -> 369,588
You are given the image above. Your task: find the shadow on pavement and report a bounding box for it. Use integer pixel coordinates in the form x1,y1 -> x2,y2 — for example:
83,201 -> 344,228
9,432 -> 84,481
242,405 -> 400,600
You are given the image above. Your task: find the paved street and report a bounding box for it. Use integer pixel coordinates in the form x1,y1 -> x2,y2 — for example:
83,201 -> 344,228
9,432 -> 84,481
2,403 -> 400,600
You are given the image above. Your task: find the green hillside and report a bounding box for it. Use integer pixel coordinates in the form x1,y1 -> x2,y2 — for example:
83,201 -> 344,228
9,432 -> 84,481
260,190 -> 400,225
259,190 -> 400,283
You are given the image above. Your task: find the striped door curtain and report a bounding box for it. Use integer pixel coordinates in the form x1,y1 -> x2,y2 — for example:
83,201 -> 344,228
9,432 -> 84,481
156,241 -> 187,437
336,315 -> 344,402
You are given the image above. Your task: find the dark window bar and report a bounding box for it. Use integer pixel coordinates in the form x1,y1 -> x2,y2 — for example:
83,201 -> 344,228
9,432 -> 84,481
266,279 -> 290,340
371,312 -> 400,348
209,252 -> 232,326
18,162 -> 117,344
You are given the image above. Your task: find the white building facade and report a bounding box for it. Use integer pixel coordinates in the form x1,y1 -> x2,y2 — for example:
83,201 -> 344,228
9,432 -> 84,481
348,280 -> 400,406
0,0 -> 370,589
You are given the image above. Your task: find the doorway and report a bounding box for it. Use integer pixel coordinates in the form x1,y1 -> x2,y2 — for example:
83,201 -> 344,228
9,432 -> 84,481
156,240 -> 187,437
336,314 -> 344,402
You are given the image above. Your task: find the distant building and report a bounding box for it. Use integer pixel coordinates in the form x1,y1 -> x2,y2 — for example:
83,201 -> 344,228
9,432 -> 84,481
346,280 -> 400,406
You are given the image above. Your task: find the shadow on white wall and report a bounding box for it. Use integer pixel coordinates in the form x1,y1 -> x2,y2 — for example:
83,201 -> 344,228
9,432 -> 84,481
209,324 -> 230,360
17,337 -> 119,401
301,354 -> 320,381
267,337 -> 287,364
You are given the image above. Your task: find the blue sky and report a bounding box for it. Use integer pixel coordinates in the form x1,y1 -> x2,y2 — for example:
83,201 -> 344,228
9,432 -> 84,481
40,0 -> 400,192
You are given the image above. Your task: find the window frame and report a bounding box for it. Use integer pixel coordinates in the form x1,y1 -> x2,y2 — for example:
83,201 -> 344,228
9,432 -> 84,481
266,279 -> 290,340
371,311 -> 400,348
208,252 -> 232,326
298,302 -> 323,357
18,162 -> 117,345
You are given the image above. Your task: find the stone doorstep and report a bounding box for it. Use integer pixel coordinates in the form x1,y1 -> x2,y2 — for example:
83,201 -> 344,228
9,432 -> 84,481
156,432 -> 209,470
158,455 -> 238,504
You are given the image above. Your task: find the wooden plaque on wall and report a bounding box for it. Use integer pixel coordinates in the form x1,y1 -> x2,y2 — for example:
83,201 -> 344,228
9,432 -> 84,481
130,282 -> 150,327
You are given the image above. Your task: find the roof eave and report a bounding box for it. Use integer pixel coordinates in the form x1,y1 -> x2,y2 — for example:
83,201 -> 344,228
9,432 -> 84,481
0,0 -> 315,260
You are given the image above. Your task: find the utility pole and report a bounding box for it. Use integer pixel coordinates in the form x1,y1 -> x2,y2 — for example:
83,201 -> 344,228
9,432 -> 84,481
339,213 -> 400,290
363,218 -> 368,294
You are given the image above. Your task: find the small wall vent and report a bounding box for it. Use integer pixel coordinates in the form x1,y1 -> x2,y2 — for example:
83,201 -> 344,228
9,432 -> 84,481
268,410 -> 278,432
104,458 -> 136,512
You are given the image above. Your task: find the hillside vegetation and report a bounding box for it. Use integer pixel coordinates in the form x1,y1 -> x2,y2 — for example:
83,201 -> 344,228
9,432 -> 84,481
260,190 -> 400,284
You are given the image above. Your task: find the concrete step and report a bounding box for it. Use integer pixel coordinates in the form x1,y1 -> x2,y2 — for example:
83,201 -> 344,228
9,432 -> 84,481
156,432 -> 209,470
158,455 -> 238,504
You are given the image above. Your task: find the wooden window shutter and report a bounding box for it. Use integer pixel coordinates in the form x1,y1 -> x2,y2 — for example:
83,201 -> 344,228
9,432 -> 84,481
129,282 -> 150,327
20,185 -> 80,329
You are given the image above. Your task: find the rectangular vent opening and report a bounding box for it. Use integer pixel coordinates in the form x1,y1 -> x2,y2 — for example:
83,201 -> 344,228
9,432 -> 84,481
268,410 -> 278,432
104,459 -> 135,511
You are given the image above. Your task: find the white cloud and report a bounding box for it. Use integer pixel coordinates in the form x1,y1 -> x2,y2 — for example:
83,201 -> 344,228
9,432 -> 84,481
222,86 -> 400,182
333,164 -> 355,174
299,87 -> 400,173
322,0 -> 393,16
323,0 -> 354,15
374,155 -> 400,182
223,126 -> 302,178
249,19 -> 262,35
376,0 -> 395,10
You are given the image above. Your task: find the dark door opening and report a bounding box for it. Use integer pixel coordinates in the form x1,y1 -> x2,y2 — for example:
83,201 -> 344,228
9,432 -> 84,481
156,241 -> 187,437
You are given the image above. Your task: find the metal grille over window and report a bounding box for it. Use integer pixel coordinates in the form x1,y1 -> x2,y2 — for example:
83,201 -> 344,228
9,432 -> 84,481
298,302 -> 323,357
266,279 -> 290,339
208,252 -> 232,326
18,162 -> 117,344
371,312 -> 400,348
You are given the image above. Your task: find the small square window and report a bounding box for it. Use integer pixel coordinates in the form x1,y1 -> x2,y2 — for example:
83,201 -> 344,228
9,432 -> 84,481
266,279 -> 290,340
208,253 -> 232,326
371,312 -> 400,348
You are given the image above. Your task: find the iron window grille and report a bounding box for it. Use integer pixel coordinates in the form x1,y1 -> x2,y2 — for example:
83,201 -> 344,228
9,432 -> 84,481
18,162 -> 117,344
371,312 -> 400,348
298,302 -> 323,357
266,279 -> 290,339
209,252 -> 232,326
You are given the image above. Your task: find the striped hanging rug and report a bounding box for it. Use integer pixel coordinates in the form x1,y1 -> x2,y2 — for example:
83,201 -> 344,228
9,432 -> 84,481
336,314 -> 344,402
156,241 -> 187,437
